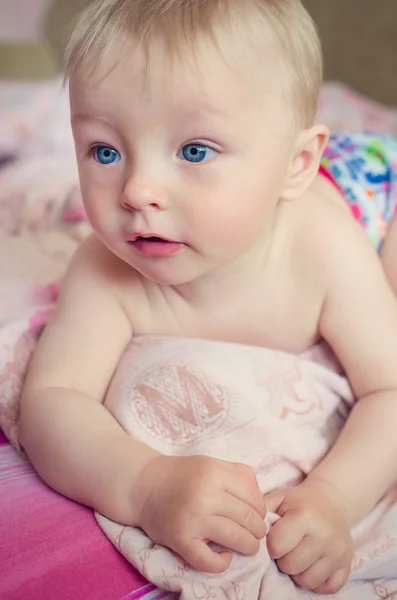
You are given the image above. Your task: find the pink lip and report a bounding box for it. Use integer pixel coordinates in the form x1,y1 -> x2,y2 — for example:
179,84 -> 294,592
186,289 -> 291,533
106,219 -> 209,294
127,234 -> 186,258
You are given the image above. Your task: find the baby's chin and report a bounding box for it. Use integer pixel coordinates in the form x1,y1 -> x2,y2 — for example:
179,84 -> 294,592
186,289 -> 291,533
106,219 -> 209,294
108,244 -> 201,287
132,261 -> 204,288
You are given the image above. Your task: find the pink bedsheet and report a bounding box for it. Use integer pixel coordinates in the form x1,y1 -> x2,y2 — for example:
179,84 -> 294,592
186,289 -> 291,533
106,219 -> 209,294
1,79 -> 397,600
0,445 -> 150,600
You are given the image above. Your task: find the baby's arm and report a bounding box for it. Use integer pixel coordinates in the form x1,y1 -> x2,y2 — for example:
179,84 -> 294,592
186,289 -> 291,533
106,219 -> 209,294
312,216 -> 397,523
267,210 -> 397,594
20,236 -> 266,572
19,237 -> 159,524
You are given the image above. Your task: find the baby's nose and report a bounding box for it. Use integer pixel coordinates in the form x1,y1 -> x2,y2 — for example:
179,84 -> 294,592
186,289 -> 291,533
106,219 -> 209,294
121,180 -> 166,212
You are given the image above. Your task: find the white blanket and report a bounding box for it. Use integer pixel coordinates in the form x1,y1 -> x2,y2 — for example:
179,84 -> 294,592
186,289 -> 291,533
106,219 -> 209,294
97,336 -> 397,600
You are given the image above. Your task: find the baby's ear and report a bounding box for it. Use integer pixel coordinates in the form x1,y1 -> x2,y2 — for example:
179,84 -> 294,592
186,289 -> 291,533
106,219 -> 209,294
282,124 -> 329,201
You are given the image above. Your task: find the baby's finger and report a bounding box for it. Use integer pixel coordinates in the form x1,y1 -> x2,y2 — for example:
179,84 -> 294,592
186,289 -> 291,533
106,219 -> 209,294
276,536 -> 321,575
292,556 -> 336,591
205,516 -> 261,557
267,513 -> 306,559
225,465 -> 267,519
219,493 -> 267,539
263,490 -> 285,514
313,566 -> 350,595
178,538 -> 232,574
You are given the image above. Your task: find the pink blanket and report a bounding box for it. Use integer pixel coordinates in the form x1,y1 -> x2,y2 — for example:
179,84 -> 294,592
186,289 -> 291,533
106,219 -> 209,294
2,82 -> 397,600
98,337 -> 397,599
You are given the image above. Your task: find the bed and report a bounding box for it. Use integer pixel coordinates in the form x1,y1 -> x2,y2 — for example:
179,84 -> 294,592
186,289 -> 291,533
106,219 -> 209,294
1,78 -> 397,599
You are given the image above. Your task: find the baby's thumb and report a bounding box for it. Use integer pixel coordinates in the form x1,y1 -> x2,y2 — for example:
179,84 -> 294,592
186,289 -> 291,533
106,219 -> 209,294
186,541 -> 232,573
205,549 -> 233,573
216,550 -> 234,570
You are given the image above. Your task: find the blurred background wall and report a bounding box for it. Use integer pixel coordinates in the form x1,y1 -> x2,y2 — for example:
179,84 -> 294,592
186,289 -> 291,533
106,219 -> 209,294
303,0 -> 397,106
0,0 -> 396,105
0,0 -> 55,77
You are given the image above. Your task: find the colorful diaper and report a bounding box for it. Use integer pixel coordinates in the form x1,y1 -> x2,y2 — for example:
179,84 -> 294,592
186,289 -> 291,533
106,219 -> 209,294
320,132 -> 397,250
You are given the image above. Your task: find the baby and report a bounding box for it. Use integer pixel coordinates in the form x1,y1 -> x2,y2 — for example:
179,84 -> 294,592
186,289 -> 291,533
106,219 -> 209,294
19,0 -> 397,595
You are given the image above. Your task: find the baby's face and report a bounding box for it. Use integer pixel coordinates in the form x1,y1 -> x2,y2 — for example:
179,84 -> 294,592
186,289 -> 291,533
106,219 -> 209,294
70,30 -> 298,286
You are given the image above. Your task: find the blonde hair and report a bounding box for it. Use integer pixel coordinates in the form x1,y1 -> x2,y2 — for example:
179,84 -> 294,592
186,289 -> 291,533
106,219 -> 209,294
65,0 -> 323,125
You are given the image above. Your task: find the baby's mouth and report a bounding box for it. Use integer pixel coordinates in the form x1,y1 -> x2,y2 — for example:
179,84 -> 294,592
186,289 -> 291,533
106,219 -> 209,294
128,235 -> 187,257
136,236 -> 165,243
128,233 -> 175,243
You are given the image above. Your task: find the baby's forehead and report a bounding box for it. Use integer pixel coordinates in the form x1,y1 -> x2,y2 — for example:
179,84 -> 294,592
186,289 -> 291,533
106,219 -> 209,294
71,31 -> 284,116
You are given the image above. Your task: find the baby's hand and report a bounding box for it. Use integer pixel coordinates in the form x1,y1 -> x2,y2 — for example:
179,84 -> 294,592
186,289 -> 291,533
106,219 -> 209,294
264,478 -> 353,595
134,455 -> 267,573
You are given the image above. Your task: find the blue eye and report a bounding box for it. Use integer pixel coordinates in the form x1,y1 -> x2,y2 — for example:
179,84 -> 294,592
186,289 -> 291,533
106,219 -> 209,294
93,145 -> 121,165
179,144 -> 217,163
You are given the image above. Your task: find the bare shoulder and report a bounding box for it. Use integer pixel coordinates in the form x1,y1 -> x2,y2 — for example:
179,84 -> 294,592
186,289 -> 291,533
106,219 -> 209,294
23,235 -> 142,402
290,185 -> 377,287
64,234 -> 150,313
291,187 -> 397,398
282,180 -> 381,339
57,234 -> 126,319
66,233 -> 135,288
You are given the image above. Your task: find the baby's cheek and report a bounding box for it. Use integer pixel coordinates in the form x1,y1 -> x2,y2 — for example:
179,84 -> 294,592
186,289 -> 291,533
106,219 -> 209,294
82,167 -> 122,195
81,202 -> 102,232
79,186 -> 106,229
80,168 -> 120,204
206,206 -> 253,246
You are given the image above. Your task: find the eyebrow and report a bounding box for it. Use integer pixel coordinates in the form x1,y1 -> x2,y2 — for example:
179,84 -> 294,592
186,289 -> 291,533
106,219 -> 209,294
71,100 -> 231,134
73,106 -> 228,122
178,104 -> 230,121
71,113 -> 113,126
